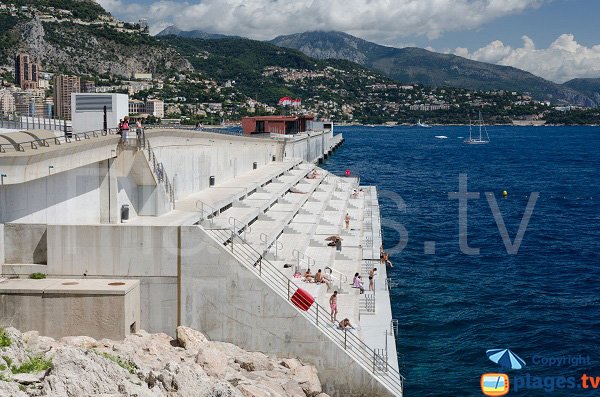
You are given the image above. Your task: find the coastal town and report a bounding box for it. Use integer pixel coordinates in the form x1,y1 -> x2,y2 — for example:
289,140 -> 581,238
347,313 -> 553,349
0,1 -> 598,126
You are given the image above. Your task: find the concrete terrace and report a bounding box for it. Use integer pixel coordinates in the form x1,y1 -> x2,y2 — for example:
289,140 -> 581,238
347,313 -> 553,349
0,126 -> 402,396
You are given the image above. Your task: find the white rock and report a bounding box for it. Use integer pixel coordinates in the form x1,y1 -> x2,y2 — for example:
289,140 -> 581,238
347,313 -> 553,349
11,370 -> 48,384
60,335 -> 99,349
0,380 -> 28,397
176,326 -> 209,352
293,365 -> 322,396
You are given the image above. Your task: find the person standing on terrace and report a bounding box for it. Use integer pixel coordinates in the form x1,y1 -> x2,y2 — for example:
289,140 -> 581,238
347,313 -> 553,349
329,291 -> 338,323
345,213 -> 350,230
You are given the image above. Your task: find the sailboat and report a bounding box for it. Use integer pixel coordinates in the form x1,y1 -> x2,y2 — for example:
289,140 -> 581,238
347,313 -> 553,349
464,112 -> 490,144
416,119 -> 431,128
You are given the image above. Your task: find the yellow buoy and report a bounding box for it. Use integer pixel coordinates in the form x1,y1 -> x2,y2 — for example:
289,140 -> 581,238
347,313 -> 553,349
503,190 -> 508,197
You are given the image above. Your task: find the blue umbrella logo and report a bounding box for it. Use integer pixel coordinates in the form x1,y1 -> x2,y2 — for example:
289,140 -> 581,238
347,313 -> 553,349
486,349 -> 526,370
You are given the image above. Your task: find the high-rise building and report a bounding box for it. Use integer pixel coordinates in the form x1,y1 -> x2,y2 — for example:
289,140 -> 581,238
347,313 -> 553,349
145,99 -> 164,118
80,80 -> 96,93
0,90 -> 16,114
53,75 -> 80,120
14,53 -> 40,89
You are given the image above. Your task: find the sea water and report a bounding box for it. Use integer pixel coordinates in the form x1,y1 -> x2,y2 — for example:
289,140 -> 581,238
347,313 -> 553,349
322,125 -> 599,396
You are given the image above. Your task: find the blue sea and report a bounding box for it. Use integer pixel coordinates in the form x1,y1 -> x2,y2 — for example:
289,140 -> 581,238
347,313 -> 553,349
322,126 -> 600,396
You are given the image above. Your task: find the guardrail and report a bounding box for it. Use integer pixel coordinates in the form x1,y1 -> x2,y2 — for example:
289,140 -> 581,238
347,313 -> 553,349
260,233 -> 283,258
144,140 -> 175,205
196,201 -> 218,225
325,266 -> 349,290
292,249 -> 317,273
0,128 -> 117,153
207,226 -> 404,396
0,114 -> 71,133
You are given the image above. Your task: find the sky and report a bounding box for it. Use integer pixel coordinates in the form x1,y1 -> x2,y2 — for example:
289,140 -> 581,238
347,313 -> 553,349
97,0 -> 600,83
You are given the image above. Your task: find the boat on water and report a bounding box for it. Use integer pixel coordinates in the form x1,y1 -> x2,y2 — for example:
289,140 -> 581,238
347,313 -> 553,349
464,112 -> 490,144
416,119 -> 432,128
435,135 -> 448,139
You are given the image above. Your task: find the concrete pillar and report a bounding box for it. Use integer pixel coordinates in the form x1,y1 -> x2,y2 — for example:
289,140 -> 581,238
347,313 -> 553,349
99,159 -> 118,224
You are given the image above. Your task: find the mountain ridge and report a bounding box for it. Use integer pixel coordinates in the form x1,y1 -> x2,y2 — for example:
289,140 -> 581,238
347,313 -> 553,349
270,31 -> 597,106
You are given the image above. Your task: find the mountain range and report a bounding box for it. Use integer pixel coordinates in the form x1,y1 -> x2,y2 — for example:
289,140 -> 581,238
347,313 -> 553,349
269,31 -> 596,107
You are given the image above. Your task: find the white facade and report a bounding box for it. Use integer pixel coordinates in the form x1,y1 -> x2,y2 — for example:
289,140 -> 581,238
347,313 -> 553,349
146,99 -> 164,118
71,93 -> 128,134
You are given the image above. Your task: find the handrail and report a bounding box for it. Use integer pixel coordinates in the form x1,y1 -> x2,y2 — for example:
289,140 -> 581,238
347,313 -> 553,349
229,216 -> 251,239
207,227 -> 404,395
196,200 -> 217,225
0,128 -> 117,154
292,249 -> 316,272
259,233 -> 284,258
144,140 -> 175,205
325,266 -> 349,290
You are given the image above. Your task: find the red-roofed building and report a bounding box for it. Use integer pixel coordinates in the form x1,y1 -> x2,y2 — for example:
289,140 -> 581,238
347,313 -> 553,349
242,115 -> 315,135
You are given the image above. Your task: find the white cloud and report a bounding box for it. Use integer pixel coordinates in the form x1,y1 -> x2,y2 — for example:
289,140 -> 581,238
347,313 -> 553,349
455,34 -> 600,83
97,0 -> 544,41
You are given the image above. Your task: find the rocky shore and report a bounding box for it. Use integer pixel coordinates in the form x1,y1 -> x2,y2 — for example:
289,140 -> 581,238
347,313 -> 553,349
0,327 -> 330,397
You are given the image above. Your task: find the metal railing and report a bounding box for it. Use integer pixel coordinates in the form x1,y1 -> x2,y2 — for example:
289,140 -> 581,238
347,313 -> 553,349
229,216 -> 252,240
362,292 -> 376,313
144,140 -> 175,205
325,266 -> 349,290
206,227 -> 404,396
196,201 -> 218,225
260,233 -> 283,258
0,113 -> 71,133
0,128 -> 117,153
292,249 -> 317,273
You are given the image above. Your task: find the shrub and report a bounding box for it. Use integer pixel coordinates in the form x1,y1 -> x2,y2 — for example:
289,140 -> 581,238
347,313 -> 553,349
29,273 -> 46,280
0,329 -> 11,348
96,351 -> 138,374
10,355 -> 52,374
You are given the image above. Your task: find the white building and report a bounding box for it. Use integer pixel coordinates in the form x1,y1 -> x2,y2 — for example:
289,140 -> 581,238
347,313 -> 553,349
0,89 -> 16,114
71,93 -> 129,134
145,99 -> 164,118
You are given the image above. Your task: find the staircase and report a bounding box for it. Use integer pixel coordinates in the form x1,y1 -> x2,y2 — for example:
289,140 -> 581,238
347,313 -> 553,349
204,226 -> 404,397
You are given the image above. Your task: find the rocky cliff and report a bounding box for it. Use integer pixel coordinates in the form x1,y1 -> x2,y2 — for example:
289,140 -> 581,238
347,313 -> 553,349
11,18 -> 192,78
0,326 -> 330,397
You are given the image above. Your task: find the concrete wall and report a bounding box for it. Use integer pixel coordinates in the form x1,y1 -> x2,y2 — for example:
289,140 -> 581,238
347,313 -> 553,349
180,226 -> 395,397
150,134 -> 279,200
0,224 -> 4,274
3,224 -> 47,264
282,130 -> 336,164
0,163 -> 102,225
45,224 -> 178,333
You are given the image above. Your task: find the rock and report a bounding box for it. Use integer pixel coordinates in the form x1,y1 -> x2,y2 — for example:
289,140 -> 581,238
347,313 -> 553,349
293,365 -> 322,396
11,370 -> 48,384
209,342 -> 275,373
60,335 -> 99,349
176,326 -> 209,352
0,327 -> 29,367
0,380 -> 28,397
196,346 -> 229,377
282,380 -> 307,397
280,358 -> 302,370
1,326 -> 320,397
22,331 -> 55,353
238,384 -> 272,397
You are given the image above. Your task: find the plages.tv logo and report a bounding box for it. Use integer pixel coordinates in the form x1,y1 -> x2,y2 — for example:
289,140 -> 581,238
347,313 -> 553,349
481,349 -> 526,396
